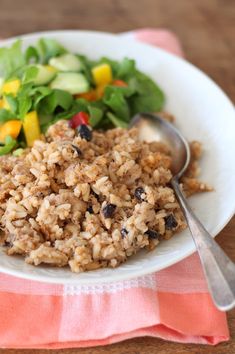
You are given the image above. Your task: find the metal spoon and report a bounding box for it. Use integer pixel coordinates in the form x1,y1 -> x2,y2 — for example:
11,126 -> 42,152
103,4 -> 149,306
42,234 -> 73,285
130,112 -> 235,311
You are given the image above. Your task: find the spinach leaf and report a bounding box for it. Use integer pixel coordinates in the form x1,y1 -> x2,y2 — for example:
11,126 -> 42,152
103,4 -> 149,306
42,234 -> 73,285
39,93 -> 78,132
73,98 -> 90,112
54,100 -> 83,120
16,82 -> 36,118
0,109 -> 16,123
116,58 -> 136,80
22,65 -> 39,84
0,136 -> 17,155
103,86 -> 130,121
106,112 -> 128,128
105,84 -> 135,98
32,86 -> 52,108
0,40 -> 25,79
24,46 -> 39,64
88,106 -> 104,127
4,94 -> 18,114
128,72 -> 165,114
40,101 -> 79,133
31,85 -> 52,96
76,55 -> 95,84
38,89 -> 73,115
18,96 -> 32,119
37,38 -> 67,63
38,114 -> 53,133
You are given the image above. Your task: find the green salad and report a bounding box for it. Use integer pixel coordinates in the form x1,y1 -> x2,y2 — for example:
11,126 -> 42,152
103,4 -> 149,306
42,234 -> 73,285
0,38 -> 165,155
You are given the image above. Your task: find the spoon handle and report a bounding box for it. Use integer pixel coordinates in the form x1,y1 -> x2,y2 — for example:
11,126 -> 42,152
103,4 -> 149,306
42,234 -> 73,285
171,178 -> 235,311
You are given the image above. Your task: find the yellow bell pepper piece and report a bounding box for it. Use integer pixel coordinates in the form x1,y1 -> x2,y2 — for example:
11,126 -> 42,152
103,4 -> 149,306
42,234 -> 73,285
92,64 -> 112,86
2,79 -> 21,96
2,96 -> 10,110
23,111 -> 41,147
0,120 -> 22,143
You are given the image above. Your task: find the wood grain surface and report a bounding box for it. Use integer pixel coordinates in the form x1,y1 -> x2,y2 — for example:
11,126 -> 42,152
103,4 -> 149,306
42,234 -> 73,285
0,0 -> 234,353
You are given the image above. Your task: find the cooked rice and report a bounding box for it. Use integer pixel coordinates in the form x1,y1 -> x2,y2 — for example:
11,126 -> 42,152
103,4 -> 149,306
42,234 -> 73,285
0,118 -> 211,272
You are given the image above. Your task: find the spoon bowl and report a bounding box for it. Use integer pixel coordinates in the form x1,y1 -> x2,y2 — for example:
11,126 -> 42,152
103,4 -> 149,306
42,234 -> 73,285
130,112 -> 235,311
130,113 -> 190,177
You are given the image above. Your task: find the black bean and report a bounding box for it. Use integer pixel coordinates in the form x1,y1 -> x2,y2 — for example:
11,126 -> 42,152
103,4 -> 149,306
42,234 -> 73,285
134,187 -> 145,202
145,229 -> 160,239
87,205 -> 94,214
102,203 -> 116,218
121,228 -> 128,238
165,214 -> 178,230
71,144 -> 82,156
76,124 -> 92,141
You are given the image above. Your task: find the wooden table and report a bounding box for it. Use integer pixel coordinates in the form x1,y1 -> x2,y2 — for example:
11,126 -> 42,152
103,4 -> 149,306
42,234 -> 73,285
0,0 -> 234,353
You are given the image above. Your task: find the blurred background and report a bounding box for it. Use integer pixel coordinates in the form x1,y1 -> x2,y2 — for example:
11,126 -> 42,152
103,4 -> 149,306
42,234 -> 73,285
0,0 -> 234,102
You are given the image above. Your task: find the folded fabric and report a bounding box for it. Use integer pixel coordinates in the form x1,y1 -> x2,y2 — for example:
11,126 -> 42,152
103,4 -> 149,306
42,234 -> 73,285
0,28 -> 229,349
120,28 -> 184,57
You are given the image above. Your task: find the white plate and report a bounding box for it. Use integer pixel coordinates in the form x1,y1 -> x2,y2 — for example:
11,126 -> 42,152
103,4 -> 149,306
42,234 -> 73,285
0,30 -> 235,284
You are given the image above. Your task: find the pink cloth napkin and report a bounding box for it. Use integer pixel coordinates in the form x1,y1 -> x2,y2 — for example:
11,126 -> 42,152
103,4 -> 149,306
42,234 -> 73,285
0,29 -> 229,349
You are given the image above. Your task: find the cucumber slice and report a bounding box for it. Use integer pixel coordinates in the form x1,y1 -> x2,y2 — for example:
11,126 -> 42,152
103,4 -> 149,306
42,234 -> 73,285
50,72 -> 89,94
34,65 -> 57,85
49,54 -> 82,72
